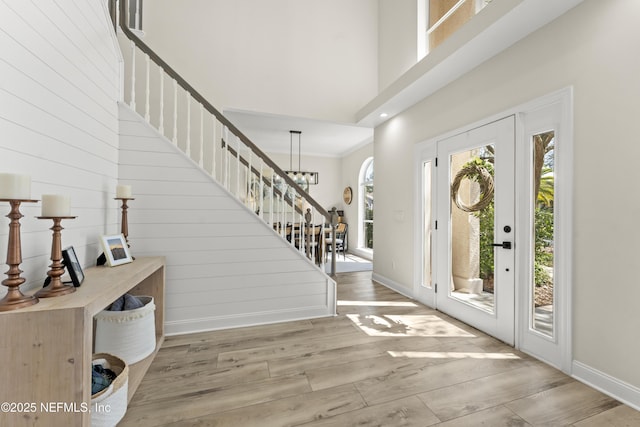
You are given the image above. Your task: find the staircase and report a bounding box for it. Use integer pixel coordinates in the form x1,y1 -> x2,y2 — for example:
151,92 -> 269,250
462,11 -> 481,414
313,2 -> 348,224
111,0 -> 337,335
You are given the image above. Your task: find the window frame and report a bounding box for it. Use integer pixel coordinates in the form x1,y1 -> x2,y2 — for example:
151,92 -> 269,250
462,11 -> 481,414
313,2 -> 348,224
418,0 -> 492,60
358,157 -> 374,251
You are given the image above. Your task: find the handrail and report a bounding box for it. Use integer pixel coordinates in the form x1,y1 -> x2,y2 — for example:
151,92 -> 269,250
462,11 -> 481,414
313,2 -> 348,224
117,0 -> 330,220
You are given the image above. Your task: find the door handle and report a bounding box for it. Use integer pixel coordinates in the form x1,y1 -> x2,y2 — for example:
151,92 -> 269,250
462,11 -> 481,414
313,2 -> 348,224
492,241 -> 512,249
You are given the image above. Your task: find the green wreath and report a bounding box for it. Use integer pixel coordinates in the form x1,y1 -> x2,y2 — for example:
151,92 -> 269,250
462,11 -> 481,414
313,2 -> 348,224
451,160 -> 494,213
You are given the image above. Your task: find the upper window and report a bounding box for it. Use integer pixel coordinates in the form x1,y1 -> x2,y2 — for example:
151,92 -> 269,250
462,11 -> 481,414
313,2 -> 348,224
359,158 -> 374,250
419,0 -> 493,59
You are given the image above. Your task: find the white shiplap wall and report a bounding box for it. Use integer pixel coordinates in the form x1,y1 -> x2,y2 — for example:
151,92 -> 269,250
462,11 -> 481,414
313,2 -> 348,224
0,0 -> 121,296
118,104 -> 336,335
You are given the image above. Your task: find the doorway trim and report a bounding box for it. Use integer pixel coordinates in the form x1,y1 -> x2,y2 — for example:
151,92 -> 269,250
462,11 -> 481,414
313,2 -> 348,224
413,87 -> 573,373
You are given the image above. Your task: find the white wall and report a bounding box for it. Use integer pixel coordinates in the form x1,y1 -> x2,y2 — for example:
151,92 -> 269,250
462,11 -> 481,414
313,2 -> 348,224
378,0 -> 418,91
374,0 -> 640,395
118,105 -> 336,335
141,0 -> 378,124
0,0 -> 121,296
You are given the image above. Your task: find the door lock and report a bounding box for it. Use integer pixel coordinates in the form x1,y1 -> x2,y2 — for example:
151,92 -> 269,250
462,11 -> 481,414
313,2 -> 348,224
492,241 -> 512,249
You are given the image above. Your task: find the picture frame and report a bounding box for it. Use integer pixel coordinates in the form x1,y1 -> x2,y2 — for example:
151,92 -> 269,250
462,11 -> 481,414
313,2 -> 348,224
62,246 -> 84,287
100,234 -> 133,267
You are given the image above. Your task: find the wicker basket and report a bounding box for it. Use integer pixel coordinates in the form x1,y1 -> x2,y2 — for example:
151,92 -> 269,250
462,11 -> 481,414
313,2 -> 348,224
95,296 -> 156,364
91,353 -> 128,427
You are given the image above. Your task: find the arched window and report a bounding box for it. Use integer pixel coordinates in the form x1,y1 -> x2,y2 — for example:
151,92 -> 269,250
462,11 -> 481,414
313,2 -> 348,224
359,158 -> 374,250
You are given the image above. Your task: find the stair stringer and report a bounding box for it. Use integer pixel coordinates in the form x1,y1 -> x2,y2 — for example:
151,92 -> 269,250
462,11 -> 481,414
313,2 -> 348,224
118,102 -> 336,335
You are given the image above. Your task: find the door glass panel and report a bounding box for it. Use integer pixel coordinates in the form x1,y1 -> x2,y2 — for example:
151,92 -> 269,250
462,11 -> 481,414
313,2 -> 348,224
450,145 -> 495,313
532,131 -> 555,336
423,161 -> 432,288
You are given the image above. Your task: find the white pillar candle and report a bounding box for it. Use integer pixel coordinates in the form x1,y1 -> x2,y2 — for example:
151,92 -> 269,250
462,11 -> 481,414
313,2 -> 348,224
41,195 -> 71,217
0,173 -> 31,199
116,185 -> 132,198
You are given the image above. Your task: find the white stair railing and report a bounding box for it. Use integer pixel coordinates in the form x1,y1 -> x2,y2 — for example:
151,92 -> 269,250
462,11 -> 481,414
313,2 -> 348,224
112,0 -> 339,275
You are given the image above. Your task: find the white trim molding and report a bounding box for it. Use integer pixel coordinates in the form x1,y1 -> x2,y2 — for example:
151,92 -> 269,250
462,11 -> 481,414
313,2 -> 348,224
351,248 -> 373,262
372,272 -> 415,300
165,306 -> 337,336
572,361 -> 640,411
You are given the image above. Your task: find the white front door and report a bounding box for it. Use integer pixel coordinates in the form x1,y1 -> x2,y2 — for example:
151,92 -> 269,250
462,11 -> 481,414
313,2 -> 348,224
436,116 -> 515,344
415,90 -> 572,370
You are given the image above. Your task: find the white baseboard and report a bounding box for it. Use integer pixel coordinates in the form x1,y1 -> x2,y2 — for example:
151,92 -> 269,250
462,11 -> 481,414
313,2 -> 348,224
350,248 -> 373,261
572,360 -> 640,411
165,306 -> 335,336
371,272 -> 414,299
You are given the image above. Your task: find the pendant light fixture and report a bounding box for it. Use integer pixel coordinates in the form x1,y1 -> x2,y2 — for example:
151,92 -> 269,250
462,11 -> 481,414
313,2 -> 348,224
285,130 -> 319,192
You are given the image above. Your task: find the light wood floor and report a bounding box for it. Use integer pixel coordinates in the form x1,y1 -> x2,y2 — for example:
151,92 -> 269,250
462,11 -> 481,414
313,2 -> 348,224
119,272 -> 640,426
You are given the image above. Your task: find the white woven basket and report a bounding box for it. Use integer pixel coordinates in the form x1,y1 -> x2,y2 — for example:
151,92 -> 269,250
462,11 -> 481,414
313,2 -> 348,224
91,353 -> 128,427
95,296 -> 156,365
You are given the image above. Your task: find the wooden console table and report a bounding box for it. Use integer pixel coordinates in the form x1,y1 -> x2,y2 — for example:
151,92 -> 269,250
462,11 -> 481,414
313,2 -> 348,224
0,256 -> 165,426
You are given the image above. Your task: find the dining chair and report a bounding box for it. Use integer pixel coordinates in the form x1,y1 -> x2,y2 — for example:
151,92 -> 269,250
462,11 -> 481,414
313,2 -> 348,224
325,222 -> 347,261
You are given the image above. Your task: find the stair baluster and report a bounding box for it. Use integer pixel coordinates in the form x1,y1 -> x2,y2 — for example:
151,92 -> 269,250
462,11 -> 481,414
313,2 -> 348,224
199,103 -> 204,168
211,115 -> 217,178
158,67 -> 164,135
130,40 -> 136,110
172,79 -> 178,144
144,53 -> 150,122
185,94 -> 191,157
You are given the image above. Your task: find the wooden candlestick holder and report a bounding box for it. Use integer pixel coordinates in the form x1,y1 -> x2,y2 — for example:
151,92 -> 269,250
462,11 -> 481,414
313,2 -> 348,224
0,199 -> 39,311
115,197 -> 134,257
35,216 -> 77,298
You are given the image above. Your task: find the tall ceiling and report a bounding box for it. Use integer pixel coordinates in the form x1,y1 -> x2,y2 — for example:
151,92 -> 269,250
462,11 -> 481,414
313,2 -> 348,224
225,109 -> 373,158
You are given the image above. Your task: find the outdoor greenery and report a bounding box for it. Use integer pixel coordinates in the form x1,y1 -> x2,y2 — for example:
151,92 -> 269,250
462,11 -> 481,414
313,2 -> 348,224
477,201 -> 495,283
534,206 -> 554,285
533,131 -> 555,289
470,139 -> 554,289
466,157 -> 495,284
477,193 -> 554,287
